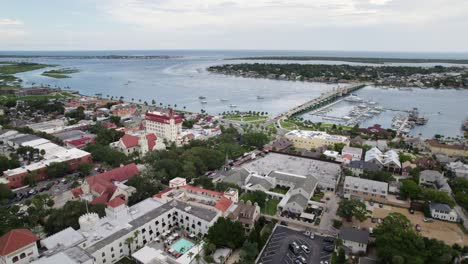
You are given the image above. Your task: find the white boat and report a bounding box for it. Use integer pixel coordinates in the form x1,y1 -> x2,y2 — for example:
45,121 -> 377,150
368,101 -> 377,105
220,98 -> 229,102
358,104 -> 367,109
200,101 -> 208,104
229,104 -> 237,108
344,95 -> 363,102
342,116 -> 352,120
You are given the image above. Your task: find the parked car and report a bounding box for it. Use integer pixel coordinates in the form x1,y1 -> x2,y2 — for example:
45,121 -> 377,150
323,245 -> 335,252
379,203 -> 384,208
280,221 -> 288,226
289,242 -> 300,254
310,233 -> 315,240
301,245 -> 310,254
423,218 -> 434,223
323,237 -> 335,243
296,255 -> 307,263
409,208 -> 415,214
28,188 -> 37,195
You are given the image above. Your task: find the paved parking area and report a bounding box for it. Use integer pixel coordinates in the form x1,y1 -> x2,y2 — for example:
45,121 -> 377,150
257,225 -> 333,264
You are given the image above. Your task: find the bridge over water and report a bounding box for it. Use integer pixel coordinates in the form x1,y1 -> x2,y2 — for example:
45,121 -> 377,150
277,83 -> 368,118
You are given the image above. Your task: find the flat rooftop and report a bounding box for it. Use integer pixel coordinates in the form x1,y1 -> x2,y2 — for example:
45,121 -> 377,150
240,152 -> 341,187
286,130 -> 349,143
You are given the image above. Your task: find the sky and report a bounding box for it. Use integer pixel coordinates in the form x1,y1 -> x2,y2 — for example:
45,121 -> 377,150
1,0 -> 468,52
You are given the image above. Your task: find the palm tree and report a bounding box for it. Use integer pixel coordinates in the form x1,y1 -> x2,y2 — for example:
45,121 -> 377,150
131,98 -> 134,102
160,102 -> 163,107
174,104 -> 177,109
194,254 -> 201,264
124,237 -> 134,255
152,99 -> 156,105
187,252 -> 194,262
183,106 -> 186,110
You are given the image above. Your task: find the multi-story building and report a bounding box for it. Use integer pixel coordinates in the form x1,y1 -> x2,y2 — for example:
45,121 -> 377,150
429,203 -> 459,222
341,146 -> 363,161
0,229 -> 40,264
426,139 -> 468,157
339,226 -> 369,254
72,163 -> 139,205
110,132 -> 165,156
284,130 -> 349,150
145,109 -> 182,142
364,147 -> 401,171
1,134 -> 91,188
347,160 -> 382,177
34,197 -> 220,264
227,200 -> 261,234
419,170 -> 452,194
343,176 -> 388,203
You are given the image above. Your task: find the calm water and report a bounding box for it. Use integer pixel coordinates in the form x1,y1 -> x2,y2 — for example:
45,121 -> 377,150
300,86 -> 468,138
2,50 -> 467,137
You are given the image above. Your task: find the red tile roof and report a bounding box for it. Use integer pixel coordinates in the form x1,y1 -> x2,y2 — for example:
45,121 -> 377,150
342,154 -> 353,161
0,229 -> 39,256
146,133 -> 158,151
85,163 -> 139,205
215,196 -> 234,212
120,134 -> 139,148
107,196 -> 126,208
66,137 -> 95,148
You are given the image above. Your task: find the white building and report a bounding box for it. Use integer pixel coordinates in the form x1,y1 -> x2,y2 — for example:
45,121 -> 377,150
34,198 -> 220,264
429,203 -> 459,222
343,176 -> 388,203
0,229 -> 40,264
284,130 -> 350,150
364,147 -> 401,170
169,177 -> 187,188
446,161 -> 468,179
341,146 -> 363,161
339,227 -> 369,254
145,109 -> 182,142
419,170 -> 452,194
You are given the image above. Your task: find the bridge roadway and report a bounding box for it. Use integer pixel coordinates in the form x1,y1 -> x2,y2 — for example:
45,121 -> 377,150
277,82 -> 368,119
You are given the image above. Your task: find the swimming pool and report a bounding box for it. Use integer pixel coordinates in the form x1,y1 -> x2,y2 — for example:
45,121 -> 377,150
170,238 -> 195,254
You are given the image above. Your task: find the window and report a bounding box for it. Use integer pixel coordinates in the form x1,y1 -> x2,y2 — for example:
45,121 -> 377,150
119,242 -> 122,247
111,247 -> 114,252
102,252 -> 105,257
111,254 -> 115,258
13,256 -> 19,263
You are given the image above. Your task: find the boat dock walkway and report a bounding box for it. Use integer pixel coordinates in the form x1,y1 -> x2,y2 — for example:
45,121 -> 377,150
278,83 -> 367,118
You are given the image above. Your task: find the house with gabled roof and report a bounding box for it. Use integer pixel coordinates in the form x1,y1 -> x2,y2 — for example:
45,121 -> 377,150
110,132 -> 165,157
0,229 -> 40,264
72,163 -> 139,205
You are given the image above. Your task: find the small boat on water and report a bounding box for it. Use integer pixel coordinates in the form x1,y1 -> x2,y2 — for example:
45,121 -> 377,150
200,101 -> 208,104
229,104 -> 237,108
344,95 -> 363,102
358,104 -> 367,109
342,116 -> 352,120
198,96 -> 206,99
220,98 -> 229,102
257,96 -> 265,100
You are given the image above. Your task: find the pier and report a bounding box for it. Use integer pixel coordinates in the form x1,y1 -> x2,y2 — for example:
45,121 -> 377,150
278,83 -> 367,118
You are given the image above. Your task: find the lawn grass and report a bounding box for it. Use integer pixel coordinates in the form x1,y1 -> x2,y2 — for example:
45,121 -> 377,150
224,115 -> 267,122
262,199 -> 279,216
269,187 -> 289,195
0,92 -> 74,104
310,191 -> 325,202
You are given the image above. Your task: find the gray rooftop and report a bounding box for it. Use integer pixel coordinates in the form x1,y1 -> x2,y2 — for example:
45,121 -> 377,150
246,175 -> 274,190
8,134 -> 41,145
339,226 -> 369,244
348,160 -> 382,171
241,153 -> 341,186
54,130 -> 89,141
222,168 -> 250,186
420,170 -> 443,182
286,193 -> 309,209
429,202 -> 453,213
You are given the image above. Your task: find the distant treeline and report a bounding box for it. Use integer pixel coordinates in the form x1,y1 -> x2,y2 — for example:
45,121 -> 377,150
228,56 -> 468,64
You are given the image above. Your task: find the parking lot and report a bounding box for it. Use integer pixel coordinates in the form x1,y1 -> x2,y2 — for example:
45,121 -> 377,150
257,225 -> 333,264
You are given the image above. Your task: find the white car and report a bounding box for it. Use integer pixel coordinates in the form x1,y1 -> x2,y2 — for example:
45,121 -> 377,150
310,233 -> 315,239
301,245 -> 310,254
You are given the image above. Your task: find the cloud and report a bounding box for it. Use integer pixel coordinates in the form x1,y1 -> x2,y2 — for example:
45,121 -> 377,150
97,0 -> 468,31
0,18 -> 26,37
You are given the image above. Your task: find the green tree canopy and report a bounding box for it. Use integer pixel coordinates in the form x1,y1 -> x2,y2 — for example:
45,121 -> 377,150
206,218 -> 245,249
337,199 -> 370,222
46,162 -> 70,178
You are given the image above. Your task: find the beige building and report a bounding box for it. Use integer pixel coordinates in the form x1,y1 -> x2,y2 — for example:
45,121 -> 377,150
228,200 -> 261,234
145,109 -> 182,142
284,130 -> 349,150
343,176 -> 388,203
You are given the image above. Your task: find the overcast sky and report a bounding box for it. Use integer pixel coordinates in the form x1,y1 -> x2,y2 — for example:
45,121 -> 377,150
1,0 -> 468,52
